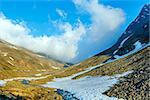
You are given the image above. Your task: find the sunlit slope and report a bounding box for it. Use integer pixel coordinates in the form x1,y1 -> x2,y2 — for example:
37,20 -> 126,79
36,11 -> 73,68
73,45 -> 149,79
0,40 -> 64,79
54,55 -> 110,78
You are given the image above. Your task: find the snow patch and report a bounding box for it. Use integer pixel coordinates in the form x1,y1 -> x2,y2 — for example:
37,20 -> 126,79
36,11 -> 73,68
73,62 -> 81,67
119,35 -> 132,48
35,74 -> 42,77
2,52 -> 8,57
114,41 -> 148,59
135,17 -> 139,22
7,60 -> 14,66
36,54 -> 45,58
134,41 -> 142,50
144,8 -> 148,12
4,74 -> 52,82
0,80 -> 6,86
144,24 -> 148,28
113,49 -> 119,55
43,71 -> 133,100
9,56 -> 14,61
51,66 -> 61,70
8,45 -> 18,50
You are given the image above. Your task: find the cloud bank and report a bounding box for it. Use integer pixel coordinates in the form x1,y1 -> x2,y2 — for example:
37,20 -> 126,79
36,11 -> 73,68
74,0 -> 125,41
0,0 -> 125,62
0,13 -> 85,62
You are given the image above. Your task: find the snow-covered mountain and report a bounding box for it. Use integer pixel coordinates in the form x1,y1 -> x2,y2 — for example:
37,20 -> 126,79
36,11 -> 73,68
96,4 -> 149,59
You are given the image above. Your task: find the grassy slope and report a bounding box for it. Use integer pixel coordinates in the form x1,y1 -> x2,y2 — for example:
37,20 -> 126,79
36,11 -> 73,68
0,81 -> 62,100
28,55 -> 110,85
0,40 -> 65,99
53,55 -> 110,78
0,39 -> 149,99
73,46 -> 149,79
0,41 -> 64,79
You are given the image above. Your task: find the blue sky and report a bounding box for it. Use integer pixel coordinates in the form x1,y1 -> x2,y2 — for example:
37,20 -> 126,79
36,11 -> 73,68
0,0 -> 149,63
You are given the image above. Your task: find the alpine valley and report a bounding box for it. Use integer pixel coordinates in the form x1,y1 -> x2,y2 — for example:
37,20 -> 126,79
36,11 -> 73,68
0,4 -> 149,100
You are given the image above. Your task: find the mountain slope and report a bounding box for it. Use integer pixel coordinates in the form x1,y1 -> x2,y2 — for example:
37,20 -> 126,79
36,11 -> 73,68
53,4 -> 149,78
0,39 -> 64,79
96,4 -> 149,59
44,40 -> 149,100
65,4 -> 150,99
0,4 -> 149,100
104,46 -> 149,99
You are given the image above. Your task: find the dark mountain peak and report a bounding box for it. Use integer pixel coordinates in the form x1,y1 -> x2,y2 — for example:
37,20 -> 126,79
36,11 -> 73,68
95,4 -> 149,58
142,4 -> 149,13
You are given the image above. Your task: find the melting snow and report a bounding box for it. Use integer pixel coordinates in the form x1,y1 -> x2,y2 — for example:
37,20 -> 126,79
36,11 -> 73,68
0,80 -> 6,86
3,52 -> 8,57
118,35 -> 132,48
114,41 -> 148,59
144,24 -> 148,28
7,61 -> 14,66
135,17 -> 139,22
134,41 -> 142,50
35,74 -> 42,77
113,49 -> 119,55
8,45 -> 18,50
43,71 -> 133,100
42,42 -> 148,100
9,56 -> 14,61
4,74 -> 52,82
144,8 -> 148,12
51,66 -> 61,70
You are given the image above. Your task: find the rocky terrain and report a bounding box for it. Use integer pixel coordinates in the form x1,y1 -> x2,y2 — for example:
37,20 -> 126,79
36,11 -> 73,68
104,46 -> 149,100
97,4 -> 149,59
48,4 -> 149,100
0,4 -> 149,100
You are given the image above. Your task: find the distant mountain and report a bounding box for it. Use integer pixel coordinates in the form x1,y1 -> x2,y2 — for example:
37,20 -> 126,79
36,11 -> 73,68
96,4 -> 149,59
36,52 -> 74,68
0,39 -> 64,79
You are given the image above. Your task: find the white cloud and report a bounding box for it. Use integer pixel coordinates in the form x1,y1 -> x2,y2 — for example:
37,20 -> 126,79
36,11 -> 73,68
73,0 -> 125,41
0,13 -> 86,62
56,8 -> 67,18
0,0 -> 125,63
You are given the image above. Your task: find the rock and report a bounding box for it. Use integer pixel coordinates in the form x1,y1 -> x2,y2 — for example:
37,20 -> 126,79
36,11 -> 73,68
22,80 -> 30,85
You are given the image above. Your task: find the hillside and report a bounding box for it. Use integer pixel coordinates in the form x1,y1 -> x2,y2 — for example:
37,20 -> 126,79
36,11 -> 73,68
39,4 -> 149,100
42,45 -> 149,100
97,4 -> 149,59
0,39 -> 67,99
0,3 -> 149,100
0,39 -> 65,79
52,4 -> 149,79
104,47 -> 149,99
